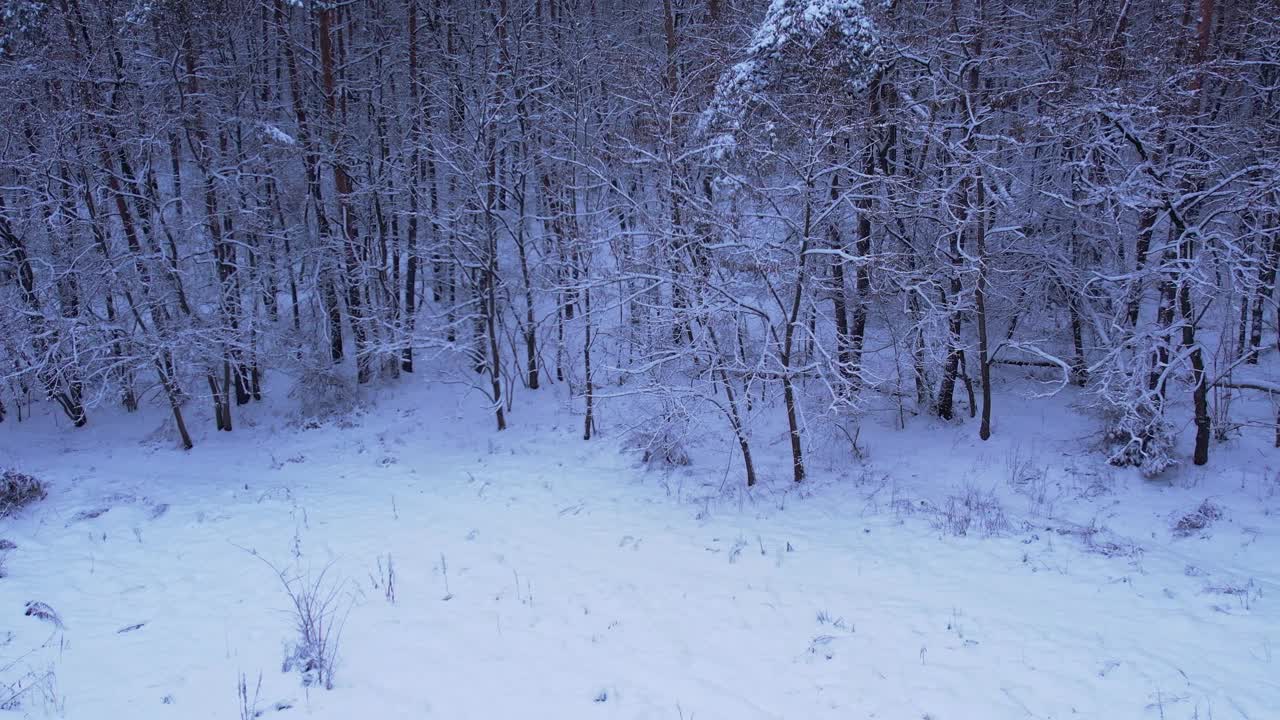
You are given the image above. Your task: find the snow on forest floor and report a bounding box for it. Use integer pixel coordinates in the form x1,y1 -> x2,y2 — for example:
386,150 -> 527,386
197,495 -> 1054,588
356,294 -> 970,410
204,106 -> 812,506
1,380 -> 1278,719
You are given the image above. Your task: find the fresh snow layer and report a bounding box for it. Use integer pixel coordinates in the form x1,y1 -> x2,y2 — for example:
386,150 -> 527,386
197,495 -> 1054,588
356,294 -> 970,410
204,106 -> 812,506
1,382 -> 1278,719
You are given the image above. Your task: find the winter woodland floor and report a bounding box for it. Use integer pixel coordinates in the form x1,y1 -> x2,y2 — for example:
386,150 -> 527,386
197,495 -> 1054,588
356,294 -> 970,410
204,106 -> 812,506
1,380 -> 1278,719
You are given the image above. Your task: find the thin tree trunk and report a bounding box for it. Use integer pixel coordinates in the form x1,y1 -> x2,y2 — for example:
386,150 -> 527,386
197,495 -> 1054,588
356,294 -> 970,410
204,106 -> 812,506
402,0 -> 422,373
974,171 -> 992,440
827,161 -> 852,386
781,186 -> 813,484
708,326 -> 756,487
1127,209 -> 1157,327
583,272 -> 595,440
1180,276 -> 1210,465
1248,226 -> 1279,363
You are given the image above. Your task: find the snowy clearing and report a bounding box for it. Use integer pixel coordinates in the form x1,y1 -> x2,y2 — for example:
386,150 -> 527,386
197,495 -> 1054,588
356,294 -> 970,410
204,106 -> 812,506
2,384 -> 1277,720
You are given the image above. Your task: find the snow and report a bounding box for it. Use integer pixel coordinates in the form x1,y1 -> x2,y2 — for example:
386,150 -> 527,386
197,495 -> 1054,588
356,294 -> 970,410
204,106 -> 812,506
260,125 -> 298,147
1,379 -> 1278,719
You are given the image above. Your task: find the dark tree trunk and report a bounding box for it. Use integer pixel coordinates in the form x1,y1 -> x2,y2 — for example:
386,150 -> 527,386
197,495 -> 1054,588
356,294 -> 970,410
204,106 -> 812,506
1247,226 -> 1279,363
974,174 -> 992,440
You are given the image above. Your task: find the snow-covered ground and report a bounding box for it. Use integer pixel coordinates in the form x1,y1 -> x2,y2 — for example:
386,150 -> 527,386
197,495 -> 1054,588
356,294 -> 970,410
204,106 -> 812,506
1,380 -> 1278,719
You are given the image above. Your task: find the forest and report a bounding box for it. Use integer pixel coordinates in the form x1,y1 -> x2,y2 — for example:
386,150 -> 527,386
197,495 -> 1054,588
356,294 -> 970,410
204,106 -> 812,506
0,0 -> 1277,479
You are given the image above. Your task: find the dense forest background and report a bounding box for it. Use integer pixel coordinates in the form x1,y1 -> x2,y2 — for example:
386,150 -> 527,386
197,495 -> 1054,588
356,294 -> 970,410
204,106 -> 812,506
0,0 -> 1277,481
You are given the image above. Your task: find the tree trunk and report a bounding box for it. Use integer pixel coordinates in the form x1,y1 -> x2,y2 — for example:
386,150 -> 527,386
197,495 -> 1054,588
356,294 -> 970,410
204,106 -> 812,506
1179,277 -> 1210,465
319,5 -> 371,384
781,187 -> 813,483
402,0 -> 422,373
827,164 -> 852,387
1248,225 -> 1279,363
974,172 -> 992,440
275,0 -> 344,362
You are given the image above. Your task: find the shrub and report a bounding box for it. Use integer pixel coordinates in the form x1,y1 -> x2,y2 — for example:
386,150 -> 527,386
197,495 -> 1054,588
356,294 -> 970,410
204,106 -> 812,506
290,363 -> 359,424
1104,401 -> 1177,477
251,554 -> 349,691
933,485 -> 1009,538
1006,447 -> 1058,517
1093,351 -> 1179,477
628,407 -> 693,468
279,568 -> 347,690
0,471 -> 45,518
1173,499 -> 1224,537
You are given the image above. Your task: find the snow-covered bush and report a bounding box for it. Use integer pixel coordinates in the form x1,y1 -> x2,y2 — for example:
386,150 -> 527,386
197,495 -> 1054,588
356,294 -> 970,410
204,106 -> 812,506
290,363 -> 359,426
1094,346 -> 1178,476
1103,398 -> 1177,477
1172,499 -> 1224,537
811,417 -> 869,469
628,407 -> 693,468
633,430 -> 692,468
271,562 -> 348,690
0,470 -> 45,518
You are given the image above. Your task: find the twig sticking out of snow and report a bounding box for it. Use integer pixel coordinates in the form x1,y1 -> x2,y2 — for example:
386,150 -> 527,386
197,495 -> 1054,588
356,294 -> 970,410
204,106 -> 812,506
237,670 -> 262,720
441,553 -> 453,601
